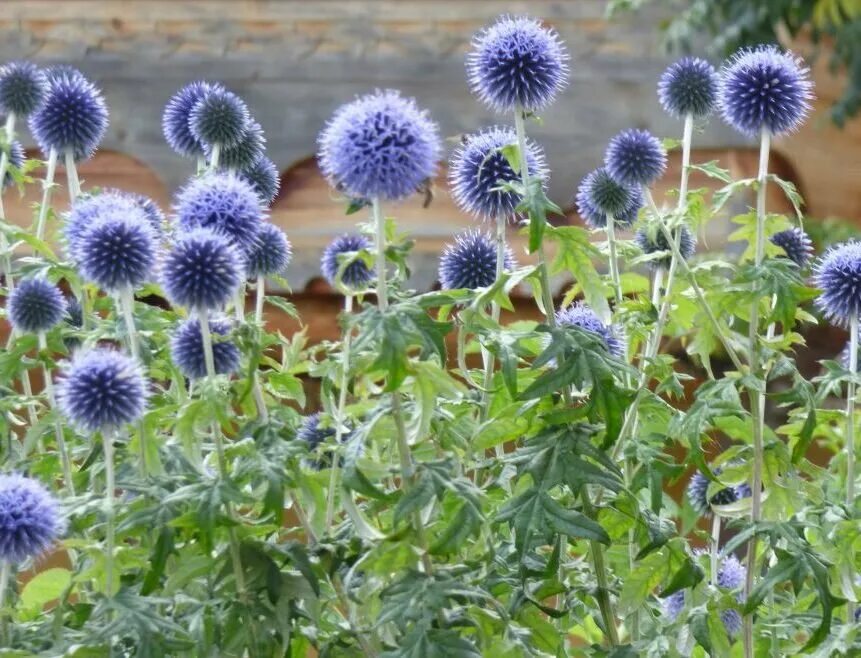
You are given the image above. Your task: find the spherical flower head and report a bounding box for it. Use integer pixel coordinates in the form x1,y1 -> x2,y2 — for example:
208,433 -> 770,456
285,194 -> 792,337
770,227 -> 813,268
576,167 -> 643,230
318,90 -> 440,202
175,172 -> 264,255
297,412 -> 334,452
28,71 -> 108,161
65,191 -> 145,258
555,302 -> 624,357
635,225 -> 696,270
321,234 -> 374,290
0,474 -> 63,563
605,129 -> 667,187
239,156 -> 280,206
466,15 -> 569,114
162,81 -> 224,158
658,57 -> 718,119
170,315 -> 240,380
449,126 -> 547,221
57,348 -> 148,432
208,119 -> 265,171
438,230 -> 516,290
162,228 -> 243,311
717,554 -> 746,635
0,61 -> 47,117
686,465 -> 750,518
7,277 -> 66,334
63,294 -> 83,351
77,214 -> 156,292
719,46 -> 813,137
189,87 -> 249,150
3,141 -> 26,189
245,222 -> 292,279
814,241 -> 861,327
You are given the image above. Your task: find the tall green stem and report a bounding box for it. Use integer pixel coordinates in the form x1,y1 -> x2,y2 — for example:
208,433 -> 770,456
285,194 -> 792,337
606,213 -> 623,310
480,214 -> 507,458
0,560 -> 10,645
209,143 -> 221,171
38,332 -> 75,495
710,514 -> 721,586
103,429 -> 116,597
0,113 -> 16,292
743,129 -> 771,658
118,290 -> 150,477
64,149 -> 81,204
251,276 -> 269,422
35,147 -> 58,241
326,294 -> 354,530
846,313 -> 857,509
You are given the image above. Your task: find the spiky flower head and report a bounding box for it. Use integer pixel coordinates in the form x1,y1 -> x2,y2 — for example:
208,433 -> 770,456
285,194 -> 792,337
28,71 -> 108,161
208,119 -> 265,171
814,241 -> 861,327
239,156 -> 280,206
555,302 -> 624,357
297,412 -> 334,452
719,46 -> 813,137
770,227 -> 813,268
438,230 -> 515,290
170,316 -> 240,380
686,465 -> 752,518
162,81 -> 224,158
3,141 -> 26,189
174,172 -> 264,255
318,90 -> 440,202
0,474 -> 64,564
65,191 -> 146,257
604,129 -> 667,187
7,277 -> 66,334
321,234 -> 374,290
57,348 -> 148,432
664,554 -> 746,635
189,87 -> 249,150
575,167 -> 643,230
449,126 -> 547,221
77,214 -> 156,292
635,225 -> 696,270
245,222 -> 292,279
161,228 -> 242,311
0,61 -> 47,117
658,57 -> 719,119
466,15 -> 569,114
63,294 -> 83,351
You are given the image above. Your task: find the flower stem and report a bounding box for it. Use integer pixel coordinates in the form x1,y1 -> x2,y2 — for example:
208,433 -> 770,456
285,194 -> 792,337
38,332 -> 75,495
710,514 -> 721,585
64,149 -> 81,204
209,143 -> 221,171
0,560 -> 11,645
255,275 -> 265,323
371,196 -> 434,576
251,276 -> 269,422
118,289 -> 150,477
326,294 -> 354,531
606,213 -> 623,309
480,214 -> 507,456
0,113 -> 17,292
846,313 -> 857,510
35,147 -> 58,241
103,428 -> 116,597
743,128 -> 771,658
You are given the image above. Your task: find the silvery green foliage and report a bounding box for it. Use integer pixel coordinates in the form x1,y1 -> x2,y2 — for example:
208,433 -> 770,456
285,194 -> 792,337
0,27 -> 857,658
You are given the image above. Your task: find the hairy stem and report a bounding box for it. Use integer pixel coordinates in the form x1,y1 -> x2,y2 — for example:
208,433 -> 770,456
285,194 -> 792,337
0,560 -> 11,645
103,429 -> 116,597
606,213 -> 623,309
251,276 -> 269,422
255,275 -> 265,323
711,514 -> 721,585
743,128 -> 771,658
0,113 -> 16,292
35,147 -> 58,241
480,214 -> 507,458
64,149 -> 81,203
209,143 -> 221,171
846,313 -> 857,509
326,294 -> 354,531
38,332 -> 75,495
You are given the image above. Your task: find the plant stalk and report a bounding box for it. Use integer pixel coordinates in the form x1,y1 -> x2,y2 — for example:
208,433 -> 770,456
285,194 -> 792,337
846,313 -> 857,509
710,514 -> 721,586
326,294 -> 354,531
480,214 -> 507,457
606,213 -> 623,309
35,147 -> 58,241
251,276 -> 269,422
103,429 -> 116,597
209,143 -> 221,171
38,332 -> 75,494
0,113 -> 16,292
64,149 -> 81,203
0,560 -> 10,646
743,128 -> 771,658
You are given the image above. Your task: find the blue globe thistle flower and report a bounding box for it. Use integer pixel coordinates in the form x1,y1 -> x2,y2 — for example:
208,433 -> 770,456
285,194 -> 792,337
686,465 -> 751,518
174,172 -> 264,255
245,222 -> 292,279
57,348 -> 148,432
719,46 -> 813,137
162,81 -> 224,158
321,234 -> 374,290
0,474 -> 63,563
814,241 -> 861,327
555,302 -> 624,357
658,57 -> 719,120
65,191 -> 142,258
770,227 -> 813,268
3,141 -> 26,189
297,412 -> 334,452
575,167 -> 643,230
77,215 -> 157,292
664,553 -> 746,636
438,230 -> 515,290
239,156 -> 280,206
170,316 -> 240,380
28,71 -> 108,161
161,228 -> 243,311
189,87 -> 249,150
635,225 -> 696,270
466,15 -> 569,114
318,90 -> 440,202
605,129 -> 667,187
63,294 -> 83,351
0,61 -> 47,117
208,119 -> 265,171
7,277 -> 67,334
448,126 -> 547,221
